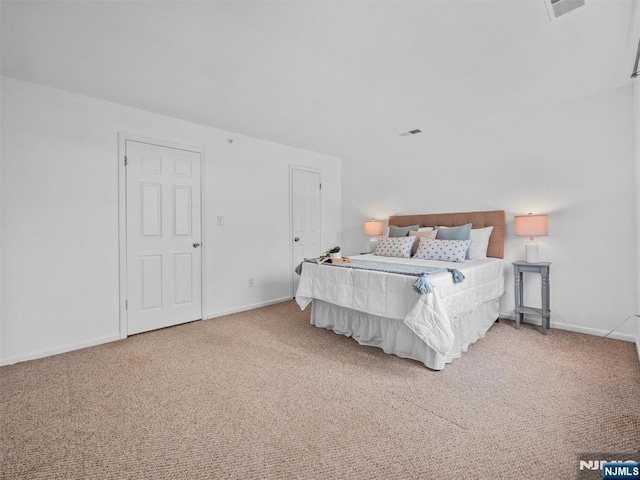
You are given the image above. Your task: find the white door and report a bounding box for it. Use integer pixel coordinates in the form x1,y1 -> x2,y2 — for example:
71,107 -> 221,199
125,140 -> 202,335
291,168 -> 321,294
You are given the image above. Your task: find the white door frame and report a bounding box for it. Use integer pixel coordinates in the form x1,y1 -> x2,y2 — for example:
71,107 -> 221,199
289,165 -> 322,298
118,132 -> 207,339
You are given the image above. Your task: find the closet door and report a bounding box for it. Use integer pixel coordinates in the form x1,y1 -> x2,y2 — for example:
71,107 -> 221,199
125,140 -> 202,335
291,167 -> 321,294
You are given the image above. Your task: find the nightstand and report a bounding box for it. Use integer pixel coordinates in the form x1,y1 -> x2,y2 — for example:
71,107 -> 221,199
512,261 -> 551,334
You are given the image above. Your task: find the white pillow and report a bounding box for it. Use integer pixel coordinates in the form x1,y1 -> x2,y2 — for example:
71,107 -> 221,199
418,227 -> 434,232
468,226 -> 493,260
436,225 -> 494,259
374,236 -> 416,258
414,238 -> 471,263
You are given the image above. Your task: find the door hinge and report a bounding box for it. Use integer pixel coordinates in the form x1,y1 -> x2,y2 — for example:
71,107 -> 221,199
124,156 -> 128,166
319,183 -> 322,190
125,300 -> 128,310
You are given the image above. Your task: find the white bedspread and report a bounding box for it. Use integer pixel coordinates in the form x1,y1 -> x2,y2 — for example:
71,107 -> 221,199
295,255 -> 504,357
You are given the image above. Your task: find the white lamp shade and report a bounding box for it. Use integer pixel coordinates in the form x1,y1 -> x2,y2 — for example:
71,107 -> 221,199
514,214 -> 548,237
363,220 -> 384,236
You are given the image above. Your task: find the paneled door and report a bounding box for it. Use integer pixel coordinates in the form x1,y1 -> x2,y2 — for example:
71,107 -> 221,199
125,140 -> 202,335
291,167 -> 321,295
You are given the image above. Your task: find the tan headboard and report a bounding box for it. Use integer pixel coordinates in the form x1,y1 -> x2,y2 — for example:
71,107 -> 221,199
388,210 -> 506,259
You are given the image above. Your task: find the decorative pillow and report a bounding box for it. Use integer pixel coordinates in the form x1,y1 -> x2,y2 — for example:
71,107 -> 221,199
374,236 -> 416,258
438,224 -> 493,259
414,238 -> 471,263
468,226 -> 494,260
436,223 -> 472,240
408,230 -> 438,256
388,224 -> 419,237
417,227 -> 434,232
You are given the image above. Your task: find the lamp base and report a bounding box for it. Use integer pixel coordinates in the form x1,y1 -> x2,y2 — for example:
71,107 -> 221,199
368,237 -> 379,253
525,241 -> 539,263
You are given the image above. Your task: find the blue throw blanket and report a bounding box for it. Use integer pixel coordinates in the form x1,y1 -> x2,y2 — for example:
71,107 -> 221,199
295,258 -> 465,294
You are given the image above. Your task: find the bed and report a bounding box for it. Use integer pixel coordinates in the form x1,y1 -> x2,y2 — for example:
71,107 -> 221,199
295,210 -> 506,370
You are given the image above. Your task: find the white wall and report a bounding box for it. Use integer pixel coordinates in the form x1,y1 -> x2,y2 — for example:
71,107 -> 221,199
0,76 -> 341,365
635,80 -> 640,357
342,85 -> 638,341
0,74 -> 3,364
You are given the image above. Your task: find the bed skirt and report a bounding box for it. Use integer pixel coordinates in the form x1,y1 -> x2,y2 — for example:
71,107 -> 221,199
310,297 -> 500,370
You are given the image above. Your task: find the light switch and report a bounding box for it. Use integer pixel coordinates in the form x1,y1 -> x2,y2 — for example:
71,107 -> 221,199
217,216 -> 224,226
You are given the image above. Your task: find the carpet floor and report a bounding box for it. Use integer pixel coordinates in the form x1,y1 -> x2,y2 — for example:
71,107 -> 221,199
1,300 -> 638,479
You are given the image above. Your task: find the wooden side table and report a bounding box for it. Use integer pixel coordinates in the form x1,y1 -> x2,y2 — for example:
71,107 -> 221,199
513,261 -> 551,334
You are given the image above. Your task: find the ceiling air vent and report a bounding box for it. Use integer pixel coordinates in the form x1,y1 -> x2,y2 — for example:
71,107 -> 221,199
545,0 -> 585,20
399,129 -> 422,137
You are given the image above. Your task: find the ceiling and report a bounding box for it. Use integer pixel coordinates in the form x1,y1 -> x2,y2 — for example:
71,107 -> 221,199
2,0 -> 639,158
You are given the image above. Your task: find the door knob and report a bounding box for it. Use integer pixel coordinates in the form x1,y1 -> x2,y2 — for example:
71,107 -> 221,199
193,243 -> 201,248
294,237 -> 300,242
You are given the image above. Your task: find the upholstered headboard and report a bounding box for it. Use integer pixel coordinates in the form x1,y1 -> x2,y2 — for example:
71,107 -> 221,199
388,210 -> 506,259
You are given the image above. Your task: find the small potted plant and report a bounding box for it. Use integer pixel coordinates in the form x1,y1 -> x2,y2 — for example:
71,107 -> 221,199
326,246 -> 341,260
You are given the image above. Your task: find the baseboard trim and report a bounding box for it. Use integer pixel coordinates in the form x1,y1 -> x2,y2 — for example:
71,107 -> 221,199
206,297 -> 293,320
1,297 -> 296,367
0,333 -> 121,367
499,313 -> 636,343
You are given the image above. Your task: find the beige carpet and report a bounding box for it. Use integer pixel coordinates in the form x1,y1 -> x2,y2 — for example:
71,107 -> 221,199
1,300 -> 638,479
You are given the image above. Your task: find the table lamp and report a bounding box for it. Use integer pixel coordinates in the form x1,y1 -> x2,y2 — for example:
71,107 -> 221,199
514,213 -> 548,263
363,220 -> 384,253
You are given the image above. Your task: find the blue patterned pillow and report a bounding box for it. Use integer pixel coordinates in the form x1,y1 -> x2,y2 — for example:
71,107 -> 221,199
436,223 -> 472,240
414,239 -> 471,263
374,236 -> 416,258
388,224 -> 419,237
